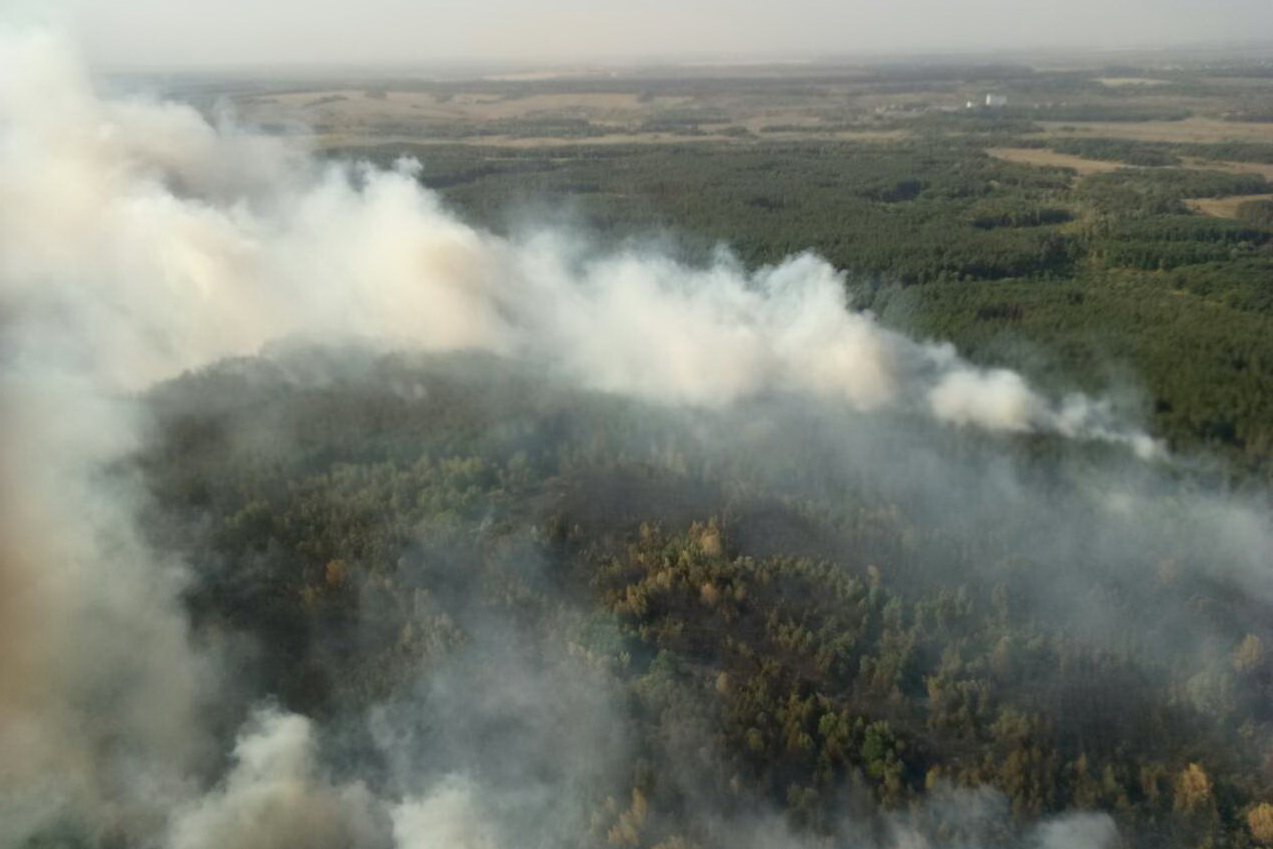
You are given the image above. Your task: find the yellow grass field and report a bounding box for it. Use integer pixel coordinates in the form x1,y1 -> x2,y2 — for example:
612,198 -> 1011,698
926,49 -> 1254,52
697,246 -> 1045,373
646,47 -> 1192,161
985,147 -> 1125,175
988,147 -> 1273,217
1039,118 -> 1273,144
1185,194 -> 1273,218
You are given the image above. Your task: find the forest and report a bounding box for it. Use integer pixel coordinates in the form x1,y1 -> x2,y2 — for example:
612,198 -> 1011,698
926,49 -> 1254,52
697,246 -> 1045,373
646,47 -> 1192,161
133,348 -> 1273,849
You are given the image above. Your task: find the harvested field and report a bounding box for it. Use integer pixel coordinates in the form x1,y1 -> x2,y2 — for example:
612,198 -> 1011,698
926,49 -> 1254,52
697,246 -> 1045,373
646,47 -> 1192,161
1095,77 -> 1171,87
986,147 -> 1125,175
1040,118 -> 1273,144
1185,194 -> 1273,218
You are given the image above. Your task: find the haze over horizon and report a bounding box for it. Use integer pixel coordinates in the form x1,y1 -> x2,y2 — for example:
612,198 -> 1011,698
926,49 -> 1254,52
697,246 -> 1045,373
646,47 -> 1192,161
42,0 -> 1273,69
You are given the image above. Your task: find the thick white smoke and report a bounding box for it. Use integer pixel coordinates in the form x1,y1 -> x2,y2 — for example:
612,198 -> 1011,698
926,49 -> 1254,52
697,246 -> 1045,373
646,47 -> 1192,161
391,779 -> 500,849
0,29 -> 1157,442
163,711 -> 499,849
0,24 -> 1159,849
164,710 -> 387,849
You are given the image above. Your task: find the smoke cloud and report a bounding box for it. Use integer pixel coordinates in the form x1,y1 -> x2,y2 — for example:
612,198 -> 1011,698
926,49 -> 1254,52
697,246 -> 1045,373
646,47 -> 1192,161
0,23 -> 1255,849
164,710 -> 386,849
0,29 -> 1155,444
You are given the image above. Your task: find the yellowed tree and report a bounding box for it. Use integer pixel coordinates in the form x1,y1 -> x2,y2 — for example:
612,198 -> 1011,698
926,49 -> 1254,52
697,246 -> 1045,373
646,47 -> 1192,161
692,519 -> 723,557
1173,763 -> 1213,815
1249,803 -> 1273,844
1234,634 -> 1265,674
699,582 -> 720,606
606,789 -> 648,847
324,558 -> 348,588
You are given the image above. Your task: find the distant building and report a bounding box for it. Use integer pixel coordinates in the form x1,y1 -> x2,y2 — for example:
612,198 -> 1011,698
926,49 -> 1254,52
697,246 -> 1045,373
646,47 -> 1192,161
985,94 -> 1008,108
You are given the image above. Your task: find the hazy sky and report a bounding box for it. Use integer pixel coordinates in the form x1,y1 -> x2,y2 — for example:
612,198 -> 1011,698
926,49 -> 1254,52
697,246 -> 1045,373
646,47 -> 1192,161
40,0 -> 1273,67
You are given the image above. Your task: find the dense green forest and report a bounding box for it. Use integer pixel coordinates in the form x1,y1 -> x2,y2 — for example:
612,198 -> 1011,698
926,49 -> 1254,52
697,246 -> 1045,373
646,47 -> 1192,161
330,135 -> 1273,479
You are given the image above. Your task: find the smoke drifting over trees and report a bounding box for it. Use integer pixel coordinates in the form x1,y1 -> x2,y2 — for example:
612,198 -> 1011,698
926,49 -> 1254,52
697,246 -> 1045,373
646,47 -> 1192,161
2,24 -> 1273,849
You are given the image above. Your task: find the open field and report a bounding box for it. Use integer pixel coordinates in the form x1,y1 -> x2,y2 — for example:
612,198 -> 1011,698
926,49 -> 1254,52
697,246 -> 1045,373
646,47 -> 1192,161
1181,157 -> 1273,180
186,57 -> 1272,149
1186,193 -> 1273,217
1095,76 -> 1171,87
986,146 -> 1125,175
1038,118 -> 1273,144
255,88 -> 691,125
312,126 -> 910,148
987,148 -> 1273,206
